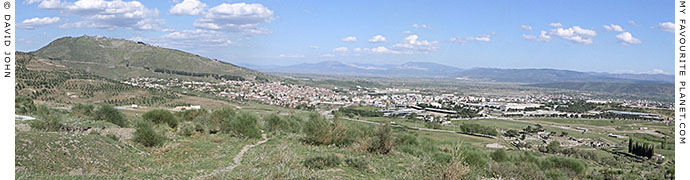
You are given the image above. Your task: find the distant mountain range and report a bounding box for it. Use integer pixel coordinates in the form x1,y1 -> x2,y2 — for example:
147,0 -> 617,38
242,61 -> 673,84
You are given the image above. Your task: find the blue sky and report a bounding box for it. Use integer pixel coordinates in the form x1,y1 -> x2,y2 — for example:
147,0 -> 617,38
17,0 -> 674,74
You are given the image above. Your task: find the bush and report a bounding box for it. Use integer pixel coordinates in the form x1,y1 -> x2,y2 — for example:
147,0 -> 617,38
304,154 -> 341,169
368,120 -> 393,154
264,114 -> 283,132
94,105 -> 127,127
224,111 -> 261,138
345,158 -> 369,170
540,157 -> 586,176
178,109 -> 208,121
71,103 -> 94,118
177,121 -> 196,136
133,121 -> 165,147
30,105 -> 64,132
208,107 -> 236,133
462,150 -> 488,168
545,141 -> 561,154
107,134 -> 120,142
458,123 -> 498,136
143,109 -> 178,128
265,113 -> 302,133
491,149 -> 508,162
16,96 -> 36,114
396,133 -> 419,146
504,129 -> 519,137
432,152 -> 453,163
304,113 -> 333,145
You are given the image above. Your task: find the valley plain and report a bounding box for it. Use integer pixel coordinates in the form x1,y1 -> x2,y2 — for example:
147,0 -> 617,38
15,36 -> 675,179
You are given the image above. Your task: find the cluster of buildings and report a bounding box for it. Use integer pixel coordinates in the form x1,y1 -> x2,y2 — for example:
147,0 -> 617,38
122,77 -> 670,121
122,77 -> 348,108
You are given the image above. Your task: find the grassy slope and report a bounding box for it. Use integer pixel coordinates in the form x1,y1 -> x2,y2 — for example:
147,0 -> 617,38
32,36 -> 272,81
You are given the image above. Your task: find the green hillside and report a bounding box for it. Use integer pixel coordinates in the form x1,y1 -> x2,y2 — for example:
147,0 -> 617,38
32,35 -> 272,81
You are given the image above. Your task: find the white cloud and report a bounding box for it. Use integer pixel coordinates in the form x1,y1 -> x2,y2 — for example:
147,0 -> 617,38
520,25 -> 532,30
603,24 -> 624,32
628,20 -> 639,26
279,54 -> 305,58
412,24 -> 430,29
391,35 -> 439,54
194,3 -> 274,34
23,0 -> 43,4
368,46 -> 399,54
615,32 -> 641,45
368,35 -> 386,43
18,16 -> 61,29
401,30 -> 412,34
170,0 -> 206,16
34,0 -> 168,31
449,33 -> 493,44
522,30 -> 551,42
321,53 -> 335,57
342,36 -> 357,42
133,29 -> 233,49
332,47 -> 349,52
549,26 -> 597,44
308,45 -> 320,49
549,22 -> 562,28
657,22 -> 674,32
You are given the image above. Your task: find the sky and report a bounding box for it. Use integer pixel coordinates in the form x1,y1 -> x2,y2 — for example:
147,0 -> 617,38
17,0 -> 674,74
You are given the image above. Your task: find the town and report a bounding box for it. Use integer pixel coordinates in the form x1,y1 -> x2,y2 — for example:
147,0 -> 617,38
122,77 -> 673,125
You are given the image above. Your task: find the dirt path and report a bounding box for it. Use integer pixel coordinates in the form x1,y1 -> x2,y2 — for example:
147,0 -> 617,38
194,133 -> 269,180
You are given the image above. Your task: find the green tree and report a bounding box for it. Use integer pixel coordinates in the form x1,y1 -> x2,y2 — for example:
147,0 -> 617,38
143,109 -> 178,128
94,105 -> 127,127
133,120 -> 165,147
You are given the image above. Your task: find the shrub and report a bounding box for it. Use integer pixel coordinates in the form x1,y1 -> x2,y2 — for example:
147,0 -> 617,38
432,152 -> 453,163
304,113 -> 333,145
177,121 -> 196,136
265,113 -> 303,133
304,154 -> 341,169
208,107 -> 236,133
224,111 -> 261,138
368,120 -> 393,154
94,105 -> 127,127
143,109 -> 178,128
504,129 -> 519,137
178,109 -> 208,121
345,158 -> 369,170
546,141 -> 561,154
30,105 -> 64,131
396,133 -> 419,146
458,123 -> 498,136
107,134 -> 120,142
330,118 -> 359,146
540,157 -> 586,176
15,96 -> 36,114
133,121 -> 165,147
462,150 -> 488,168
71,103 -> 94,118
491,149 -> 508,162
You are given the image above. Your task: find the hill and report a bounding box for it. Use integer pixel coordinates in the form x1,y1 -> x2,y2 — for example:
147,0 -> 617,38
32,35 -> 272,81
15,52 -> 232,108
